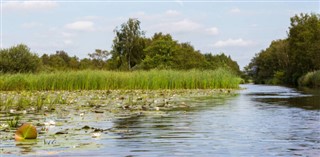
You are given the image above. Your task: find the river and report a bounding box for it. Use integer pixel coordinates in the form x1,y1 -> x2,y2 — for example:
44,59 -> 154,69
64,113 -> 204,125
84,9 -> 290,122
66,84 -> 320,156
1,84 -> 319,156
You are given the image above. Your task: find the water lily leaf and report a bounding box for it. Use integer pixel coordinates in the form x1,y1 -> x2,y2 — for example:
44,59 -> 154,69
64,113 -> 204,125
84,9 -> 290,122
15,123 -> 37,141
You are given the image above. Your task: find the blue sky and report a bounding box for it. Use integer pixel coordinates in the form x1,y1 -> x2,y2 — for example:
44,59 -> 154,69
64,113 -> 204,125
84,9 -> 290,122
1,0 -> 319,69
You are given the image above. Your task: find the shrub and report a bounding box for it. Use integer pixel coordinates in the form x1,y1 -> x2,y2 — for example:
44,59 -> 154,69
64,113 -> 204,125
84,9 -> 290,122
0,44 -> 41,73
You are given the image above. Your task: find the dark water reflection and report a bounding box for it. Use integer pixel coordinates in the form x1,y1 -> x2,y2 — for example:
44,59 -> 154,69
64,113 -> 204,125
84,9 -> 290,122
1,84 -> 319,156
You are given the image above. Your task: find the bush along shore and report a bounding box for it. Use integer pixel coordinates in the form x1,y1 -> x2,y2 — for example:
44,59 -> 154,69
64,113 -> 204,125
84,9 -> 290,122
298,70 -> 320,88
0,69 -> 241,91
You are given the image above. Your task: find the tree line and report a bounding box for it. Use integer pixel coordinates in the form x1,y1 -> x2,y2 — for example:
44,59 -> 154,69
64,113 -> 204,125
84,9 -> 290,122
245,13 -> 320,86
0,18 -> 241,75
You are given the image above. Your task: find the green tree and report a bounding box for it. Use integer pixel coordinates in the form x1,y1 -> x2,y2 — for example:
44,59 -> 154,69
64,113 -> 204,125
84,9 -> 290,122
245,39 -> 289,84
287,13 -> 320,84
140,33 -> 209,70
111,18 -> 145,70
0,44 -> 41,73
204,53 -> 241,74
140,33 -> 178,69
173,42 -> 206,70
88,49 -> 110,69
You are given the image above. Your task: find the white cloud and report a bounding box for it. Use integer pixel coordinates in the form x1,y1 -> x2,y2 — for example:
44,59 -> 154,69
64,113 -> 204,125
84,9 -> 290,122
61,32 -> 75,38
21,22 -> 43,29
3,0 -> 58,11
80,16 -> 101,21
206,27 -> 219,35
213,38 -> 253,47
153,19 -> 202,33
65,21 -> 95,31
165,10 -> 181,16
63,40 -> 73,45
230,8 -> 241,14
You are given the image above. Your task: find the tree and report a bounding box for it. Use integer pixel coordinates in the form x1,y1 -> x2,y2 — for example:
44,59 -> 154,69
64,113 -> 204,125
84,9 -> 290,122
204,53 -> 241,74
111,18 -> 145,70
0,44 -> 41,73
245,39 -> 289,84
140,33 -> 178,69
287,13 -> 320,84
88,49 -> 110,69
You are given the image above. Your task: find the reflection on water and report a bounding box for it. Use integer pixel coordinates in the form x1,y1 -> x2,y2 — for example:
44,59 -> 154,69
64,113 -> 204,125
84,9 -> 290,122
245,84 -> 320,110
1,84 -> 319,156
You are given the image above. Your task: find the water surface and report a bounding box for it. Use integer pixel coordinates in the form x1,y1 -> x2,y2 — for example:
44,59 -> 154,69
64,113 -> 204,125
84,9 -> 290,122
0,84 -> 319,156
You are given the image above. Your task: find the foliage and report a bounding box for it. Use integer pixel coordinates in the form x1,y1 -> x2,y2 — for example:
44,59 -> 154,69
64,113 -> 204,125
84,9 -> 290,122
246,39 -> 289,84
246,13 -> 320,86
298,70 -> 320,87
287,13 -> 320,84
6,116 -> 20,128
88,49 -> 110,69
0,44 -> 41,73
204,53 -> 241,74
0,69 -> 241,90
111,18 -> 146,70
139,33 -> 205,70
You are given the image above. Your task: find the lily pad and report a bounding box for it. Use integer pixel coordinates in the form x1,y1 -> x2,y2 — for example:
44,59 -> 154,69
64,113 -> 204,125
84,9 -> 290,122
15,123 -> 37,141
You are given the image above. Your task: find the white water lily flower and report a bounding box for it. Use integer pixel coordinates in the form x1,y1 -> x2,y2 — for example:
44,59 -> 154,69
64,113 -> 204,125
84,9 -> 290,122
44,120 -> 56,126
22,110 -> 27,114
92,132 -> 101,138
1,124 -> 9,128
9,109 -> 15,113
80,113 -> 84,116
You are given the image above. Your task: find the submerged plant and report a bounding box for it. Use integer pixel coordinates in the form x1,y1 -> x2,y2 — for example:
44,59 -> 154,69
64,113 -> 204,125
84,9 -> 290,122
6,115 -> 20,128
35,95 -> 45,111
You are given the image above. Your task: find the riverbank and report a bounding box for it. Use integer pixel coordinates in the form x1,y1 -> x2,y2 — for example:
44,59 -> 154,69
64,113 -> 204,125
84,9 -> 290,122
0,69 -> 241,91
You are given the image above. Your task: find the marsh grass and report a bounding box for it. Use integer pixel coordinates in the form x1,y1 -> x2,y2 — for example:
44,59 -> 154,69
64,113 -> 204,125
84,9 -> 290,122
0,69 -> 241,91
298,70 -> 320,87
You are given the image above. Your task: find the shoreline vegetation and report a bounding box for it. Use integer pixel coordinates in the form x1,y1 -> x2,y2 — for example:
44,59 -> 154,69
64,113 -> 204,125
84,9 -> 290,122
245,13 -> 320,88
0,69 -> 241,91
298,70 -> 320,88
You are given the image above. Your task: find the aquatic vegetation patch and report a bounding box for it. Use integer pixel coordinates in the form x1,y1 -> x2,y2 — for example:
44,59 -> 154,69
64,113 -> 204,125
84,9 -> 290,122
0,89 -> 237,155
0,69 -> 241,91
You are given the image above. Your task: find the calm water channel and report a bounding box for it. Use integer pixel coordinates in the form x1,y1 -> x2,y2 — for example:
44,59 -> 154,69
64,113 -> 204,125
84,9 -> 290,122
1,84 -> 319,156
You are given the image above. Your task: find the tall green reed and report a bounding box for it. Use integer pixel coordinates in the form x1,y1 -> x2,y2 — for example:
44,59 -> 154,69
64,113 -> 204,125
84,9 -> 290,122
0,68 -> 241,91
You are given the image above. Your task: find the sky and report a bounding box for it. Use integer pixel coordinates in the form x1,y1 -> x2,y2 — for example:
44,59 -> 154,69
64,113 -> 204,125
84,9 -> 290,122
1,0 -> 319,69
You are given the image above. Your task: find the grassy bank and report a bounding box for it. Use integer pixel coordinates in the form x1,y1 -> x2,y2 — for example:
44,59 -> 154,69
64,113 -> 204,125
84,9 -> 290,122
0,69 -> 241,91
298,70 -> 320,88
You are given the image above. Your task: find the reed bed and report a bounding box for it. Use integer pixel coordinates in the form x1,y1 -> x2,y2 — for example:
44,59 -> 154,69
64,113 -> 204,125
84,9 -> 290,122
0,69 -> 241,91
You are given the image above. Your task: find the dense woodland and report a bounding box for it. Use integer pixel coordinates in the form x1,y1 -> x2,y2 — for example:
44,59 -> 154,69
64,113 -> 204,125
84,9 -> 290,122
245,13 -> 320,86
0,19 -> 240,75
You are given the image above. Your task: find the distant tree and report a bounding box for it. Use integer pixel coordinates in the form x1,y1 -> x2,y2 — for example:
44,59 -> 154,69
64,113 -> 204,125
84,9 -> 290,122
88,49 -> 110,69
0,44 -> 41,73
68,56 -> 80,70
140,33 -> 211,70
245,39 -> 289,84
111,18 -> 145,70
204,53 -> 241,74
140,33 -> 178,69
173,42 -> 206,70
